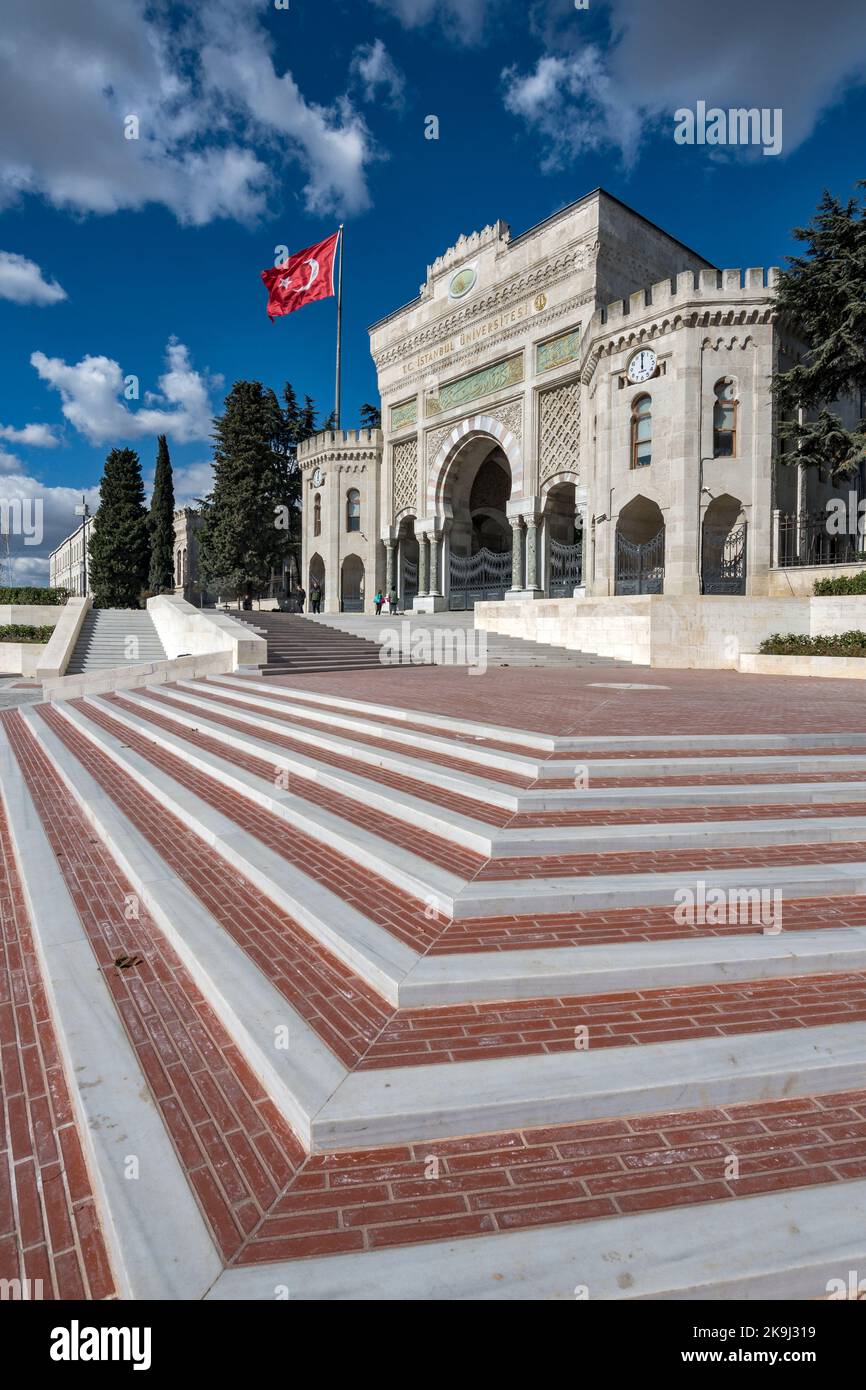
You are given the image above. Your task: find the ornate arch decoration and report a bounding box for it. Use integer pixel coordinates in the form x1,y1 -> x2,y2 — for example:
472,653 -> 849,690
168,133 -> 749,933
427,412 -> 525,513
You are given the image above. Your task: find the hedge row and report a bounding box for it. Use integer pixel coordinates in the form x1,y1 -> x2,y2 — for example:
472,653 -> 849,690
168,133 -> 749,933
0,587 -> 68,606
813,571 -> 866,595
758,630 -> 866,657
0,624 -> 54,644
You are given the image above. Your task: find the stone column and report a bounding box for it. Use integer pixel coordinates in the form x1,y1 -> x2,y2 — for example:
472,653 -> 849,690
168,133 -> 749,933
510,518 -> 524,590
419,534 -> 430,595
429,532 -> 440,596
525,516 -> 539,591
385,539 -> 397,594
771,508 -> 781,569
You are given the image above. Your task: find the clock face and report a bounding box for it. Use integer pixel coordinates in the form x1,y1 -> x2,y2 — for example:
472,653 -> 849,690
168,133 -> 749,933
627,349 -> 657,383
311,467 -> 323,487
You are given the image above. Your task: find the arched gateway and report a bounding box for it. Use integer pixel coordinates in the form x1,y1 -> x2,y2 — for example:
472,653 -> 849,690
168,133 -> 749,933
427,416 -> 525,610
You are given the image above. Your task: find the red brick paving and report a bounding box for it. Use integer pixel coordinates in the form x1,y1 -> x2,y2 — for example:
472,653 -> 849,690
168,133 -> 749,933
235,1090 -> 866,1263
7,678 -> 866,1283
431,895 -> 866,952
0,790 -> 115,1300
2,710 -> 306,1264
30,705 -> 395,1060
108,692 -> 487,876
253,665 -> 866,737
181,682 -> 534,788
356,972 -> 866,1068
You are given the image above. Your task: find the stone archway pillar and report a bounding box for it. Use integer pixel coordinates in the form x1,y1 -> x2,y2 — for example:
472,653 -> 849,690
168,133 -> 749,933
506,496 -> 544,600
385,538 -> 397,594
413,517 -> 447,612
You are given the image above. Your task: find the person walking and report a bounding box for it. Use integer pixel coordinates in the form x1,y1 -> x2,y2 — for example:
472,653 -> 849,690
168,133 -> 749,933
388,586 -> 399,614
310,582 -> 322,614
374,588 -> 384,616
296,586 -> 306,613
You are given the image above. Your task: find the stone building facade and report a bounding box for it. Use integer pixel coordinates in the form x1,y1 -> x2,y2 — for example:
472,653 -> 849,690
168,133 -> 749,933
301,188 -> 858,614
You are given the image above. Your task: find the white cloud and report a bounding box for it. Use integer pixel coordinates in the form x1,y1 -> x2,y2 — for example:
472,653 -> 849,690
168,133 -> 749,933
506,0 -> 866,167
351,40 -> 406,110
0,471 -> 100,585
0,251 -> 67,305
0,422 -> 59,447
0,451 -> 24,474
168,460 -> 216,510
0,0 -> 378,224
372,0 -> 492,45
31,338 -> 220,446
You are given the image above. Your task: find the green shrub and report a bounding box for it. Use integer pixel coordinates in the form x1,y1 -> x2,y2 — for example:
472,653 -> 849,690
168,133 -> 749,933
0,624 -> 54,644
0,587 -> 68,606
813,570 -> 866,595
758,630 -> 866,657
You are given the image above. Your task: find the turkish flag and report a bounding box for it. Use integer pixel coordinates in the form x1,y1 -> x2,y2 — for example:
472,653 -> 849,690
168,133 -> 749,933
261,231 -> 340,321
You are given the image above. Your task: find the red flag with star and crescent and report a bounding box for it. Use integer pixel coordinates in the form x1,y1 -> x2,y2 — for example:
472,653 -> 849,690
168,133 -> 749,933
260,231 -> 340,321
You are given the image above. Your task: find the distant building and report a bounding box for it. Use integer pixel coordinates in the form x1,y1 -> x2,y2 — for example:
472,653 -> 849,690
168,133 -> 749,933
49,514 -> 95,595
50,508 -> 213,601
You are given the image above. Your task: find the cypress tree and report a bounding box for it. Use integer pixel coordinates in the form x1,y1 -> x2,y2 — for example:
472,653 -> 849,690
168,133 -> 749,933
774,183 -> 866,478
148,434 -> 176,593
199,381 -> 292,601
88,447 -> 150,608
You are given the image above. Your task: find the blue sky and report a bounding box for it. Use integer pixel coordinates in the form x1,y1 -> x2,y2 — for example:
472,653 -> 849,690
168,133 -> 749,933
1,0 -> 865,583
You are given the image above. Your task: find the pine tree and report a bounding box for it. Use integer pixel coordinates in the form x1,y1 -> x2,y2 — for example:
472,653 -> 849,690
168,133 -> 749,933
199,381 -> 292,601
88,447 -> 150,608
774,183 -> 866,479
148,435 -> 175,594
360,402 -> 381,429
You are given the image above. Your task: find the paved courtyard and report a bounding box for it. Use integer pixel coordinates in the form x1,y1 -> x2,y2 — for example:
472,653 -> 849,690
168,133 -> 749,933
2,661 -> 866,1299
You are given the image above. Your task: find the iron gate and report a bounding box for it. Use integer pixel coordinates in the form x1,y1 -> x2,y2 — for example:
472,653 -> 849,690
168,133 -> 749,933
449,547 -> 512,610
402,557 -> 418,606
701,522 -> 747,595
549,537 -> 583,597
614,527 -> 665,595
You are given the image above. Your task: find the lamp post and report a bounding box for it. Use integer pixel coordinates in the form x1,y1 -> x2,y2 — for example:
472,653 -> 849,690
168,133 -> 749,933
73,497 -> 91,597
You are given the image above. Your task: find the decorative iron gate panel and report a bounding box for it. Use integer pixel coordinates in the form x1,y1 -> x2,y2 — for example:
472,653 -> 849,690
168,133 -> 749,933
402,558 -> 418,606
449,547 -> 512,610
614,527 -> 665,595
701,522 -> 747,595
549,538 -> 583,597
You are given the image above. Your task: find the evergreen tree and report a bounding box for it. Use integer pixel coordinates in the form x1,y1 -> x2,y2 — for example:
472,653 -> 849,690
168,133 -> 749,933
88,447 -> 150,608
774,183 -> 866,479
199,381 -> 292,601
148,434 -> 176,593
360,402 -> 381,428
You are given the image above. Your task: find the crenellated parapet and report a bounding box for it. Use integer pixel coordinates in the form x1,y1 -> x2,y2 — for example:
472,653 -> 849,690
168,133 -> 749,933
297,428 -> 383,470
582,268 -> 781,377
421,221 -> 511,293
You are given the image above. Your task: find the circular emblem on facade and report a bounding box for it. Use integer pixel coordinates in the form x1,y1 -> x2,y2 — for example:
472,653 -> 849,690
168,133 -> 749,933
534,293 -> 548,312
448,266 -> 477,300
311,466 -> 324,487
626,348 -> 657,384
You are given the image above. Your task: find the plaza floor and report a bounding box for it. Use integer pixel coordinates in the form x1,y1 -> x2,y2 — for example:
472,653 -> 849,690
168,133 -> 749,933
2,661 -> 866,1299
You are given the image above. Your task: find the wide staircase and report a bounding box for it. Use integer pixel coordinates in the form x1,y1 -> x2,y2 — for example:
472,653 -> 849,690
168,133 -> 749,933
66,607 -> 167,674
249,611 -> 391,674
300,610 -> 631,669
2,673 -> 866,1298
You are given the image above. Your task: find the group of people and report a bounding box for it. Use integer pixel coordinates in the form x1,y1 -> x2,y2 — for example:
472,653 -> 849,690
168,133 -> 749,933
374,589 -> 400,616
293,582 -> 323,614
292,584 -> 399,615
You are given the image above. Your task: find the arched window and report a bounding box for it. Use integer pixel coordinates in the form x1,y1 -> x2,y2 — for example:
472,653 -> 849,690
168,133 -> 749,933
313,492 -> 321,537
631,395 -> 652,469
346,488 -> 361,532
713,379 -> 738,457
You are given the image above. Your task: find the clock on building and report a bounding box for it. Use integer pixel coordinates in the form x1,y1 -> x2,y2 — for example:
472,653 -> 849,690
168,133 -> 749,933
311,467 -> 324,487
626,348 -> 657,383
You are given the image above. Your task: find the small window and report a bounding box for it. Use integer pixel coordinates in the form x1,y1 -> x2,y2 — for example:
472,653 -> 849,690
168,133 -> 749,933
346,488 -> 361,532
631,395 -> 652,468
713,379 -> 738,457
313,492 -> 321,537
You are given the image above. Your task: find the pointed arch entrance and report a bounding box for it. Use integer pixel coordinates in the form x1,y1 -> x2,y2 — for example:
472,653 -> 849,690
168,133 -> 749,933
340,555 -> 365,612
615,496 -> 665,595
701,494 -> 747,595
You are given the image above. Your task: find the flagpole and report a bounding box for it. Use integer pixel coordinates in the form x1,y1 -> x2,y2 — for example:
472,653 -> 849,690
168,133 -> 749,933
335,224 -> 344,430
